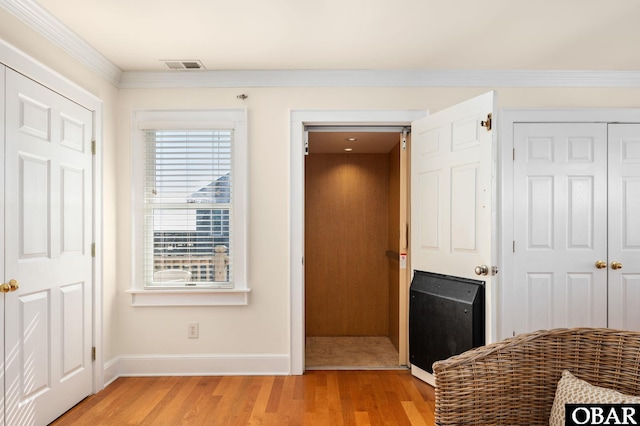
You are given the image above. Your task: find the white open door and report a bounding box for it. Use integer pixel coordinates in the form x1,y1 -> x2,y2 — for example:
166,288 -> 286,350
4,69 -> 93,425
410,92 -> 496,384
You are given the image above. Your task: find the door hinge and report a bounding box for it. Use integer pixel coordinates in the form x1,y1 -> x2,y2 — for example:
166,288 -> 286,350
513,241 -> 515,253
91,140 -> 96,155
401,128 -> 408,151
91,243 -> 96,257
92,347 -> 96,361
481,113 -> 492,131
513,148 -> 515,161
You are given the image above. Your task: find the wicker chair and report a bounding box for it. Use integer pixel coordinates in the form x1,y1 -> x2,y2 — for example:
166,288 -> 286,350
432,327 -> 640,425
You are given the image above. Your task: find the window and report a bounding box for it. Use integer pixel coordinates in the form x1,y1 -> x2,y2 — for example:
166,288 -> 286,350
146,129 -> 233,286
130,109 -> 249,306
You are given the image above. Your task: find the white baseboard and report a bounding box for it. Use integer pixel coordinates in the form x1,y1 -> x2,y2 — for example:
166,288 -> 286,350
411,364 -> 436,387
102,353 -> 290,386
103,357 -> 121,387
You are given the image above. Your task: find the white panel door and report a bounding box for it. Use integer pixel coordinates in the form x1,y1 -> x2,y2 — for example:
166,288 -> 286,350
608,124 -> 640,331
409,92 -> 495,384
4,69 -> 93,425
512,123 -> 608,334
0,64 -> 6,426
411,92 -> 495,283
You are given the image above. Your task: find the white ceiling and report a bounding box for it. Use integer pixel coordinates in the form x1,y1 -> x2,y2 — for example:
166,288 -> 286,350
30,0 -> 640,73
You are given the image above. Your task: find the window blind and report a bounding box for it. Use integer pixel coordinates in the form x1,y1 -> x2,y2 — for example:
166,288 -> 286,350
144,130 -> 234,287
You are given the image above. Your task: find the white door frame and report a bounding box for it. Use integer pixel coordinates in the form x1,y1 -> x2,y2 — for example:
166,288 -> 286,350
289,109 -> 426,374
0,39 -> 104,392
499,108 -> 640,341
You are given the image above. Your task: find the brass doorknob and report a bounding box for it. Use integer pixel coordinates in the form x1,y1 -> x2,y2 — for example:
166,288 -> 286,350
595,260 -> 607,269
611,261 -> 623,270
8,279 -> 19,291
0,279 -> 18,293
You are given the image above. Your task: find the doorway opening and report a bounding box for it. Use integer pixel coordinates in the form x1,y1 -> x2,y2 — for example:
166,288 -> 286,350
289,109 -> 426,375
304,128 -> 406,369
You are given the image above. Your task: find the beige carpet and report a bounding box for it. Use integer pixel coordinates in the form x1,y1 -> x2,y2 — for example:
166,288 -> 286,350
305,336 -> 401,370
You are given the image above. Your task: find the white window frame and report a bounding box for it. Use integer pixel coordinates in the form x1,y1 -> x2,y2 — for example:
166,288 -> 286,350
128,109 -> 250,306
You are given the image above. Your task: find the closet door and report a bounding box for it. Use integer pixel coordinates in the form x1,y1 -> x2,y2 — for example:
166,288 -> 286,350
4,69 -> 93,425
0,64 -> 6,426
512,123 -> 609,334
607,124 -> 640,331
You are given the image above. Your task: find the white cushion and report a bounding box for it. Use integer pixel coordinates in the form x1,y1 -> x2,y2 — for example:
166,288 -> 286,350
549,370 -> 640,426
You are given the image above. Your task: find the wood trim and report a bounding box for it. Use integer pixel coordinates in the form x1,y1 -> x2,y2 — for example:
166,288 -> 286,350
388,143 -> 401,350
398,132 -> 410,365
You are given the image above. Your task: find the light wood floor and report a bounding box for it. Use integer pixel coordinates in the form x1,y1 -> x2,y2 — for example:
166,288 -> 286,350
50,370 -> 435,425
306,336 -> 400,369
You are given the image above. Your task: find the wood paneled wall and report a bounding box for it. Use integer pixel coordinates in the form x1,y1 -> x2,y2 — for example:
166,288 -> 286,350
305,154 -> 389,336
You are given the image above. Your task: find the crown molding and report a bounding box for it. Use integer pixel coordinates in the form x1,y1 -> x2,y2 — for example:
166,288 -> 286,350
0,0 -> 122,85
118,69 -> 640,89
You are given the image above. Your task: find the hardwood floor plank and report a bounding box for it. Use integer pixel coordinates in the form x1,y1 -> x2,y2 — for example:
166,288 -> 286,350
271,376 -> 305,425
247,376 -> 275,425
134,376 -> 195,425
76,377 -> 165,425
175,377 -> 223,425
139,376 -> 206,425
347,371 -> 368,413
213,376 -> 254,425
264,376 -> 284,413
354,411 -> 371,425
401,401 -> 429,426
302,372 -> 317,414
51,370 -> 435,425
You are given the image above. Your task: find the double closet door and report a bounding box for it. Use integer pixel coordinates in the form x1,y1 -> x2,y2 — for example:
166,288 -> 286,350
512,122 -> 640,334
1,67 -> 93,425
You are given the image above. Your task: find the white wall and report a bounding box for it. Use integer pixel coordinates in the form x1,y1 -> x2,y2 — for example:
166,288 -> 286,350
115,86 -> 640,369
5,4 -> 640,379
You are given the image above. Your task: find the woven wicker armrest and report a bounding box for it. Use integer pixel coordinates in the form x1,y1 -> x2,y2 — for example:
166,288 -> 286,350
432,328 -> 640,426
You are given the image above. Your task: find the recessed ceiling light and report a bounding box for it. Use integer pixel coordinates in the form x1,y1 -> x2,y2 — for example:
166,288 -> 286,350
344,148 -> 353,152
346,137 -> 358,142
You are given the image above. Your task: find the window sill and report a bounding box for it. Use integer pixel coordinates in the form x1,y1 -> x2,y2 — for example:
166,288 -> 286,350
127,288 -> 251,306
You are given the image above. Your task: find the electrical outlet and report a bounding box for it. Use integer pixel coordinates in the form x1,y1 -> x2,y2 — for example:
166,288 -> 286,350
188,322 -> 199,339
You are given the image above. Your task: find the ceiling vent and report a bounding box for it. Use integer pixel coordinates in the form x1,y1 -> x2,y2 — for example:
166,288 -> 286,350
161,60 -> 206,71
